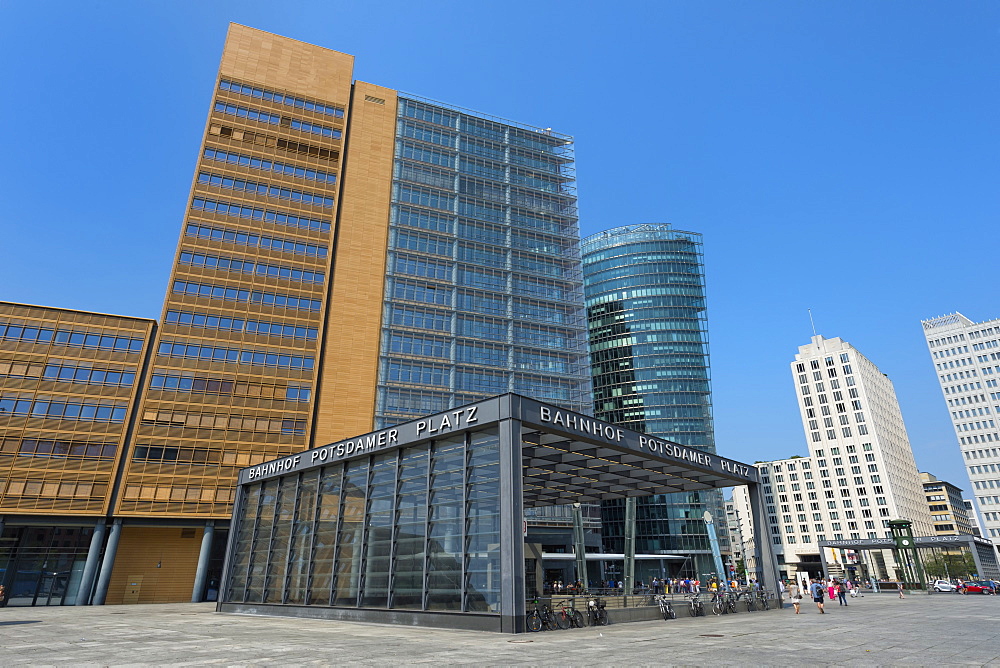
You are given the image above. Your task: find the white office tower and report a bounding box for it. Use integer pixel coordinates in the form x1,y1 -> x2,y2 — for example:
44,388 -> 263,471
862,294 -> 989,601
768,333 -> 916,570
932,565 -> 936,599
921,312 -> 1000,544
733,335 -> 933,582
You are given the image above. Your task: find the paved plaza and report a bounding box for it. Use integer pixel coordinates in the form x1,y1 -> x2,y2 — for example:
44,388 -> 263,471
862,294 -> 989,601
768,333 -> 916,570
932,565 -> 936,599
0,592 -> 998,665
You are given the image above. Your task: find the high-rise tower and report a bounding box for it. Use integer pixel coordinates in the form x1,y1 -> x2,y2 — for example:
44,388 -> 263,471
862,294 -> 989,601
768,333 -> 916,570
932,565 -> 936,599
581,224 -> 722,582
921,312 -> 1000,545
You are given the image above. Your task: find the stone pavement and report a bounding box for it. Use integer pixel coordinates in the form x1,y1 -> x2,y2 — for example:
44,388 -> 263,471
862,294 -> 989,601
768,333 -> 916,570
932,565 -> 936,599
1,592 -> 998,665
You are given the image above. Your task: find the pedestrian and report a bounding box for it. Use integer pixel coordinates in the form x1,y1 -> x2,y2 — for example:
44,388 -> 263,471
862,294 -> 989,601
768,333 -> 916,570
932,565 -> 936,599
897,581 -> 905,599
837,580 -> 848,606
809,578 -> 826,613
827,579 -> 836,601
787,579 -> 802,614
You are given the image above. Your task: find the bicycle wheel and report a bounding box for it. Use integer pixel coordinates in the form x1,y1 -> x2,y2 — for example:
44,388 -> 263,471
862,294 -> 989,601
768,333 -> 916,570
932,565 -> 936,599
667,607 -> 677,620
688,602 -> 698,617
555,612 -> 570,629
526,611 -> 542,632
597,608 -> 609,626
746,598 -> 755,612
713,600 -> 725,616
571,610 -> 585,628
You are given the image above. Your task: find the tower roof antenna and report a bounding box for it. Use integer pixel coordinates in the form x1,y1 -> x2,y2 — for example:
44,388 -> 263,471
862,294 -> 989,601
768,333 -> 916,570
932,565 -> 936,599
808,308 -> 817,337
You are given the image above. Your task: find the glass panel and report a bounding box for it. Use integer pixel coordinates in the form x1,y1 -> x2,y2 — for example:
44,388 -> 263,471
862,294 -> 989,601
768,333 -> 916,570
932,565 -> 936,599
391,445 -> 428,610
225,484 -> 259,601
262,477 -> 296,603
426,435 -> 465,611
286,471 -> 317,604
465,428 -> 501,612
333,459 -> 368,606
308,464 -> 341,605
245,480 -> 277,602
362,453 -> 397,607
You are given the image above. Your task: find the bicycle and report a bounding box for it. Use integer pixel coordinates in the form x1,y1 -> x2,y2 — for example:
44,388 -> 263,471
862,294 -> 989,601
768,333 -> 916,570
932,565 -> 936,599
743,591 -> 757,612
711,591 -> 728,616
654,594 -> 677,620
587,596 -> 609,626
687,594 -> 705,617
725,591 -> 739,614
525,599 -> 544,632
556,600 -> 585,628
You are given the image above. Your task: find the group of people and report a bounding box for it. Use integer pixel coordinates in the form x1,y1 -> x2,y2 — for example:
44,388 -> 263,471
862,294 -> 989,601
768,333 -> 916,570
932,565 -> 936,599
785,577 -> 860,613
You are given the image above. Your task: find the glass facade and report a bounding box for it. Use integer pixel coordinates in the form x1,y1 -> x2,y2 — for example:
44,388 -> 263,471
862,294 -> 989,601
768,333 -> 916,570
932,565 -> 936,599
581,224 -> 723,578
225,428 -> 501,613
375,97 -> 592,427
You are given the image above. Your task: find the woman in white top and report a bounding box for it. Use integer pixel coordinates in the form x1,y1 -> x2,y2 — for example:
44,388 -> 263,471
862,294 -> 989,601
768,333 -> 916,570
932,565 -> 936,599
787,580 -> 802,614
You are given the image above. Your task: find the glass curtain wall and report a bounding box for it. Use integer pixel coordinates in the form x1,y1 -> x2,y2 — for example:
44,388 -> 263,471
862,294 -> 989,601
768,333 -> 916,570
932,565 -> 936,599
375,96 -> 593,428
223,427 -> 501,614
582,225 -> 724,582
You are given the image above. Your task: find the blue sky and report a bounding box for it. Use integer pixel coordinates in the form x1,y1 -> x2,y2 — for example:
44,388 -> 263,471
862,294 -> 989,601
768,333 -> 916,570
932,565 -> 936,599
1,1 -> 997,490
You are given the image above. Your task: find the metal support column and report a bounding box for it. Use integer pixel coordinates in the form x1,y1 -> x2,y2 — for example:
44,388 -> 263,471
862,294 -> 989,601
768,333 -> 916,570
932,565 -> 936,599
623,497 -> 636,594
747,482 -> 781,591
572,503 -> 587,588
76,518 -> 107,605
703,511 -> 729,591
93,519 -> 122,605
497,416 -> 525,633
192,521 -> 215,602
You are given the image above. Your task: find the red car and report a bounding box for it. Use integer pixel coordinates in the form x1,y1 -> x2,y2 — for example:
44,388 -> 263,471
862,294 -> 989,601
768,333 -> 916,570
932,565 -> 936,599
960,581 -> 996,595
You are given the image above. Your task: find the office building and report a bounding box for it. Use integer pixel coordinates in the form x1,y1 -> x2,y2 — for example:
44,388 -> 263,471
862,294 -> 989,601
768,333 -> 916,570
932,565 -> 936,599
0,24 -> 592,606
733,334 -> 934,583
920,472 -> 974,536
581,224 -> 725,583
921,312 -> 1000,545
0,303 -> 155,605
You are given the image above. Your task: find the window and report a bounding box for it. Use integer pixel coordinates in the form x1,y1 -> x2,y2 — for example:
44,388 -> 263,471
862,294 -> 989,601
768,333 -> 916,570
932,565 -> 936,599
219,79 -> 344,117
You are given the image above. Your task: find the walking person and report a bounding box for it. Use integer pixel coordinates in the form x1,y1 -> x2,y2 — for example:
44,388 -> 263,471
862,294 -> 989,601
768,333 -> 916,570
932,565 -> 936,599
897,581 -> 905,599
837,580 -> 848,606
787,579 -> 802,614
827,579 -> 836,601
809,578 -> 826,613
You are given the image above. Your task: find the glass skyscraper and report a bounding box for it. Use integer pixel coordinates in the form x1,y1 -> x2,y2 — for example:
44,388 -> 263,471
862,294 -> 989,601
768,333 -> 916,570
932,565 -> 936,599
375,96 -> 593,427
581,224 -> 723,581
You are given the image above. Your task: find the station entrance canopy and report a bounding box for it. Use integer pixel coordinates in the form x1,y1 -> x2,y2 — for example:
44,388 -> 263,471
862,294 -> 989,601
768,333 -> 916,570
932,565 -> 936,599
219,394 -> 772,632
818,534 -> 1000,582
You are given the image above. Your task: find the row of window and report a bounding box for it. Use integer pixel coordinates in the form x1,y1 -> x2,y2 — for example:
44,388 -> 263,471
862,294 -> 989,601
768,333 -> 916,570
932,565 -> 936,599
203,148 -> 338,184
0,359 -> 135,387
171,280 -> 322,312
157,340 -> 315,370
0,437 -> 117,459
185,223 -> 328,258
219,79 -> 344,118
165,310 -> 317,340
141,410 -> 306,435
0,324 -> 144,352
197,172 -> 334,208
386,306 -> 574,348
214,101 -> 342,139
179,251 -> 325,284
192,197 -> 330,233
0,396 -> 128,423
149,373 -> 310,402
5,479 -> 110,499
210,124 -> 340,163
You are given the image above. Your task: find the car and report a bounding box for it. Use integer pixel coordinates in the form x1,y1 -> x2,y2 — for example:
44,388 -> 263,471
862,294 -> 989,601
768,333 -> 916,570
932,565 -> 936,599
960,581 -> 996,595
932,580 -> 957,592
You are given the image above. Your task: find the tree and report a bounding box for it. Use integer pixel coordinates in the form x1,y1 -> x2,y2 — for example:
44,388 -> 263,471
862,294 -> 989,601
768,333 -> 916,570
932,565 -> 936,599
923,551 -> 977,580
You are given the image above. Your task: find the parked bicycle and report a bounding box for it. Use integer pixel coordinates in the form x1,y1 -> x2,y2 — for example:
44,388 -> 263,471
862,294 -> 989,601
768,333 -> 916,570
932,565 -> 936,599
525,599 -> 559,632
654,594 -> 677,620
587,596 -> 609,626
687,594 -> 705,617
711,591 -> 729,616
725,591 -> 739,614
556,600 -> 585,628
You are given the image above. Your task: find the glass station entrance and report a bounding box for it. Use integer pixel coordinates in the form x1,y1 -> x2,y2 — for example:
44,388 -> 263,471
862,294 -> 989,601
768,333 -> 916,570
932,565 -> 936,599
219,394 -> 772,632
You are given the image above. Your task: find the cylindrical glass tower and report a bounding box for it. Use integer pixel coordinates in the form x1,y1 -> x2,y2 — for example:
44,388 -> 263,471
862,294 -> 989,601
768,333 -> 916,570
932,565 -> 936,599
581,224 -> 724,583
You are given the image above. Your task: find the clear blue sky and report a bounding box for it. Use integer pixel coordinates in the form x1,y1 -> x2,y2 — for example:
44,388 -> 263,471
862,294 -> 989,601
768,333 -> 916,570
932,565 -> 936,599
1,1 -> 997,491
